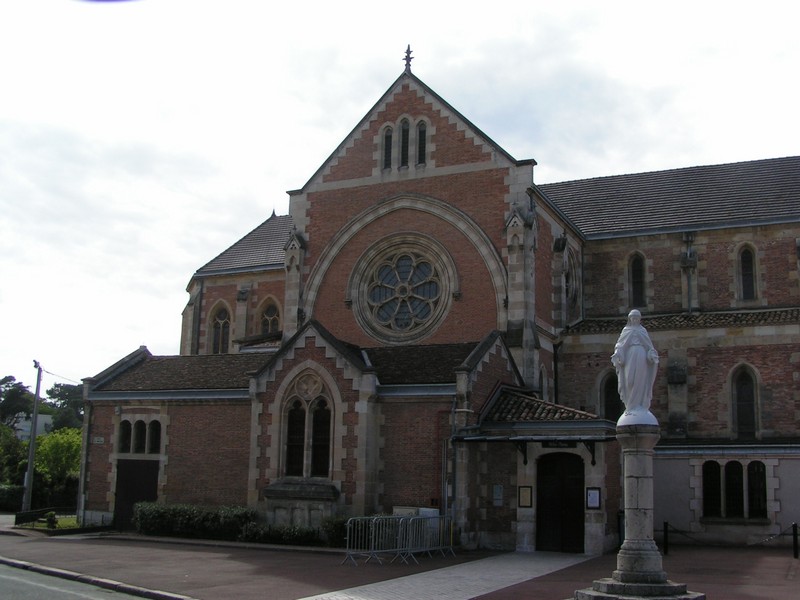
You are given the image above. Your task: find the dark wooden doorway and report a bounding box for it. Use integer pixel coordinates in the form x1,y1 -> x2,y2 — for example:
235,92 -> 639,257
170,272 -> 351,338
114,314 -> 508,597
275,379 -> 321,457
114,459 -> 159,530
536,452 -> 585,552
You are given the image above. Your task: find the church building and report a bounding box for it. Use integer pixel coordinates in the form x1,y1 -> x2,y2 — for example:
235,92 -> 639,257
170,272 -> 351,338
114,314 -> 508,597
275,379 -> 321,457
80,55 -> 800,554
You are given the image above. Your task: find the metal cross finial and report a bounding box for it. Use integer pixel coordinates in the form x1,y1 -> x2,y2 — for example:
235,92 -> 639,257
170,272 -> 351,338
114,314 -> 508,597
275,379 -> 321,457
404,45 -> 413,72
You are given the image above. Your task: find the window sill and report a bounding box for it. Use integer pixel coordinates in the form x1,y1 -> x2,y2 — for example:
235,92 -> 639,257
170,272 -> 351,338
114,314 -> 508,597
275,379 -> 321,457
700,517 -> 770,526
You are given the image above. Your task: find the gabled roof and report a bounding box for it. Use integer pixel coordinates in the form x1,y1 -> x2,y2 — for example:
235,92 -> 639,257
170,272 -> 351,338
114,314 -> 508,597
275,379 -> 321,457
91,352 -> 269,392
484,386 -> 597,422
458,384 -> 616,442
365,341 -> 481,385
539,156 -> 800,239
290,68 -> 535,194
253,319 -> 368,379
193,213 -> 293,278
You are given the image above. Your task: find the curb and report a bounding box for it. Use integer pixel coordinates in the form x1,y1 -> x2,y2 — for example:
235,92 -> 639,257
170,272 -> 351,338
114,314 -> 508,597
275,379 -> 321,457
0,555 -> 199,600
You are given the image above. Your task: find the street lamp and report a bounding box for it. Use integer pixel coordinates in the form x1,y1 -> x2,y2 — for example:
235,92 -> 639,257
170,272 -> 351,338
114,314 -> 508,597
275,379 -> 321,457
21,360 -> 43,513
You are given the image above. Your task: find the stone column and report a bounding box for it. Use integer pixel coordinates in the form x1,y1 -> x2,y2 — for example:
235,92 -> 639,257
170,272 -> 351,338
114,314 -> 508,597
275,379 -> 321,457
613,424 -> 666,584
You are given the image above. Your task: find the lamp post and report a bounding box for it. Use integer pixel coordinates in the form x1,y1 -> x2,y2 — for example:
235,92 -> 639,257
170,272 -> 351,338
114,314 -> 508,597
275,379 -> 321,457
21,360 -> 43,513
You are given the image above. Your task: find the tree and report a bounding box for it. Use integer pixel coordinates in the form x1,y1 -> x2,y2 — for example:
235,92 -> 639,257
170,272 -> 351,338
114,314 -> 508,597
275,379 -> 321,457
34,428 -> 82,485
46,383 -> 84,430
0,424 -> 26,484
0,376 -> 33,429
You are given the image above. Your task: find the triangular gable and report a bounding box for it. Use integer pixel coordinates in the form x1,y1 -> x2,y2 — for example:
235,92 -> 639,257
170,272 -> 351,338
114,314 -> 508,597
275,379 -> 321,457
461,383 -> 616,442
464,330 -> 525,387
291,69 -> 535,193
85,346 -> 152,391
253,318 -> 368,383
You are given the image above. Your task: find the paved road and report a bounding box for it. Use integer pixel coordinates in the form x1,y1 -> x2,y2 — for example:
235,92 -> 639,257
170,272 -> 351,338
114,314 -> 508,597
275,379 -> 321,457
0,563 -> 146,600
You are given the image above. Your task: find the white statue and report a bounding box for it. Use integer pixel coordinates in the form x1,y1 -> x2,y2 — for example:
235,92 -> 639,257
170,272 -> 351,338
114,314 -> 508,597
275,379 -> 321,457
611,309 -> 659,425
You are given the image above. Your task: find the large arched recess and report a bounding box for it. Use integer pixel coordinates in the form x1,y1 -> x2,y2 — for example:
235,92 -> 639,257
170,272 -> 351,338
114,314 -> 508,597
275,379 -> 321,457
303,194 -> 508,329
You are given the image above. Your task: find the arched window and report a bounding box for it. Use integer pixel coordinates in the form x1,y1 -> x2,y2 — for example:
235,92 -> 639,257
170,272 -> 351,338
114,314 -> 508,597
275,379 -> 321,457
310,400 -> 331,477
748,461 -> 767,519
261,302 -> 280,336
416,121 -> 427,165
739,246 -> 756,300
382,127 -> 393,170
702,461 -> 721,517
133,420 -> 147,454
212,308 -> 230,355
725,461 -> 744,518
603,374 -> 623,422
282,373 -> 335,479
734,368 -> 757,439
630,254 -> 646,308
119,420 -> 132,453
148,421 -> 161,454
399,119 -> 410,168
286,401 -> 305,477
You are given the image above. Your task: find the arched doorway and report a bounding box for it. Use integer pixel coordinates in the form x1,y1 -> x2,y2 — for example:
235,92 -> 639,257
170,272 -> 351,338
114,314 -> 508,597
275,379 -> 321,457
536,452 -> 584,552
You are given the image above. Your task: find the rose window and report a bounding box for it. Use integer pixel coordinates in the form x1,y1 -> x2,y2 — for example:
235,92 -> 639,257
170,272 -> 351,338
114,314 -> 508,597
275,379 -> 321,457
367,253 -> 441,332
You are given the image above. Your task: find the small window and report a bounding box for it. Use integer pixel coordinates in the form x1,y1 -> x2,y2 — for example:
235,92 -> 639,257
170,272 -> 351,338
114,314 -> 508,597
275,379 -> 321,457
148,421 -> 161,454
739,247 -> 756,300
630,254 -> 646,308
383,127 -> 393,170
725,461 -> 745,518
416,121 -> 427,165
748,461 -> 767,519
212,308 -> 230,355
400,119 -> 410,168
603,375 -> 623,422
311,400 -> 331,477
702,461 -> 721,517
734,369 -> 757,439
702,459 -> 767,520
286,401 -> 305,477
261,302 -> 280,335
119,420 -> 132,453
133,420 -> 147,454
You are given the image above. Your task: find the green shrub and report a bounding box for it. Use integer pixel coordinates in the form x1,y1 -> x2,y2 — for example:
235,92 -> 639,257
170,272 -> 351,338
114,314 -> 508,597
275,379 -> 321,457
45,511 -> 58,529
321,516 -> 348,547
131,503 -> 257,540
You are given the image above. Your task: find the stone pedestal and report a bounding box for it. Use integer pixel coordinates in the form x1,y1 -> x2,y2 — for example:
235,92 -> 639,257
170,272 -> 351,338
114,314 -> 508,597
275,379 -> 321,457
572,423 -> 705,599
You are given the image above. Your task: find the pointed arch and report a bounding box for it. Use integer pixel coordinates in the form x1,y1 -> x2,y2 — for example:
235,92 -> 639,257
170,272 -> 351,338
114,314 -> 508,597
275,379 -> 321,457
208,301 -> 233,355
736,243 -> 758,301
382,126 -> 393,170
399,119 -> 410,168
416,120 -> 427,165
629,252 -> 646,309
304,194 -> 508,331
274,365 -> 339,479
731,364 -> 758,439
256,296 -> 282,336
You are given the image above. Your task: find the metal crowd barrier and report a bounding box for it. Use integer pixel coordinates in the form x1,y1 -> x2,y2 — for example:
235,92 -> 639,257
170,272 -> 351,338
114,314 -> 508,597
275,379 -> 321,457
342,515 -> 455,565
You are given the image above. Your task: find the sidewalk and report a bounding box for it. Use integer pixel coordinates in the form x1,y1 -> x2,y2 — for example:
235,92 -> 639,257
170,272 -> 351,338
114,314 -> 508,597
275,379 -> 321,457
0,514 -> 797,600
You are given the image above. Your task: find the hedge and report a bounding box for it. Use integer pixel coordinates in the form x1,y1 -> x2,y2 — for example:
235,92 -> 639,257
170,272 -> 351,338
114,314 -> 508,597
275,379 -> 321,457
131,502 -> 349,547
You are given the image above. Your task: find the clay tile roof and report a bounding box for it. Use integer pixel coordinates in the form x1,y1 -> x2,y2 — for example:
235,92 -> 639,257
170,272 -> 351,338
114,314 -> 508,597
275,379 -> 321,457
95,353 -> 270,391
365,342 -> 479,385
485,388 -> 597,422
195,213 -> 293,276
539,156 -> 800,238
566,308 -> 800,335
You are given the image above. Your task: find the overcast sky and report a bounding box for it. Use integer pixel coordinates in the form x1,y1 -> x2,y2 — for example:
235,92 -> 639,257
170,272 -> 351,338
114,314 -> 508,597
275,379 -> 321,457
1,0 -> 798,394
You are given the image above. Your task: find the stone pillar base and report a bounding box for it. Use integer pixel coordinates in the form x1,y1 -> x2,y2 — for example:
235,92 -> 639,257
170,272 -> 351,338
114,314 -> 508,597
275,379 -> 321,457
573,578 -> 706,599
613,539 -> 666,583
